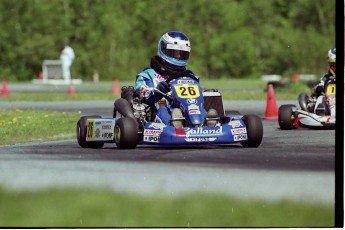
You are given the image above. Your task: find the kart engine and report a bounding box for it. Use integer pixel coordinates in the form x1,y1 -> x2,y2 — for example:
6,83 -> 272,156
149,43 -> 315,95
132,99 -> 147,125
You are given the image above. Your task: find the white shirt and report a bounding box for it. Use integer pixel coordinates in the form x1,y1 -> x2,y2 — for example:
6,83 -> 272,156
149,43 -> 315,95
60,46 -> 75,63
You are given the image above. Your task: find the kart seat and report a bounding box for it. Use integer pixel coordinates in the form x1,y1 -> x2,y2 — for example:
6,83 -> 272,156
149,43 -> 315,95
203,89 -> 225,116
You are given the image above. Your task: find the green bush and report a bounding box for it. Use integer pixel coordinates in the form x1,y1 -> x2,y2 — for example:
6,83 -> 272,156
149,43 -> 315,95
0,0 -> 335,81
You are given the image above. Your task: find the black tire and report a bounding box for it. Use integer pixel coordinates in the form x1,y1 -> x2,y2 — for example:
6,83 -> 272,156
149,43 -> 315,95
278,105 -> 296,130
114,117 -> 139,149
298,92 -> 309,111
113,107 -> 116,118
76,115 -> 105,149
241,115 -> 263,148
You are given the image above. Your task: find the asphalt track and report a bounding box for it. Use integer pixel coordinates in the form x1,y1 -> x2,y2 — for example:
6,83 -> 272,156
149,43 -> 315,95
0,100 -> 336,205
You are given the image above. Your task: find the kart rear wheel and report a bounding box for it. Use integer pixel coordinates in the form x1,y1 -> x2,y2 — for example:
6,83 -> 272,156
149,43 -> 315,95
278,105 -> 295,130
241,115 -> 263,148
114,117 -> 138,149
76,115 -> 105,149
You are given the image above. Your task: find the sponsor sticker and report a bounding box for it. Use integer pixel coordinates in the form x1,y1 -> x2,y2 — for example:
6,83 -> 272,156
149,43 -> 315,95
177,79 -> 194,84
86,120 -> 95,140
87,118 -> 115,141
188,104 -> 199,110
189,109 -> 201,114
154,74 -> 169,81
95,128 -> 101,138
166,43 -> 190,52
176,127 -> 223,138
234,134 -> 248,141
102,132 -> 113,139
231,128 -> 247,135
144,135 -> 160,142
187,98 -> 197,104
102,125 -> 112,129
148,123 -> 166,130
184,137 -> 217,142
144,129 -> 161,136
229,120 -> 243,128
140,88 -> 151,97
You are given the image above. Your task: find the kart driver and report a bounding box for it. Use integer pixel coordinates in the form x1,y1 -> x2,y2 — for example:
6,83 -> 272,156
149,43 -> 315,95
135,31 -> 214,128
307,47 -> 336,111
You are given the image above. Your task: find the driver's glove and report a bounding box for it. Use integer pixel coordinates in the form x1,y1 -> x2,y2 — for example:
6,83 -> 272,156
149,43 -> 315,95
156,81 -> 169,94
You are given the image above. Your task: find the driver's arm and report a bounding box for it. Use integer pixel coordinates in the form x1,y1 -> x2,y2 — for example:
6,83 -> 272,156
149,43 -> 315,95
135,73 -> 163,105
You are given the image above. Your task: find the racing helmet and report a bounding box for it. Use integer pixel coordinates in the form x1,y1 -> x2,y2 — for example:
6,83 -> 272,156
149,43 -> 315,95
327,48 -> 336,77
158,31 -> 191,70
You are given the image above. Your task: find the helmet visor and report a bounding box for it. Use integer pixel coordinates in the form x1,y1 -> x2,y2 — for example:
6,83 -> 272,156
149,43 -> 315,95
164,49 -> 189,60
161,42 -> 190,60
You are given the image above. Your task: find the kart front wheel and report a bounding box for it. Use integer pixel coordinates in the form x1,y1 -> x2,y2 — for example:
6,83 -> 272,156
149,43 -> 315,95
241,115 -> 263,148
76,115 -> 105,149
278,105 -> 296,130
114,117 -> 139,149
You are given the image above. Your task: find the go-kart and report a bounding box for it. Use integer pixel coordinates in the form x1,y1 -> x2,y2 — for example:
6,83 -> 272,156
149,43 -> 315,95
77,73 -> 263,149
278,78 -> 335,130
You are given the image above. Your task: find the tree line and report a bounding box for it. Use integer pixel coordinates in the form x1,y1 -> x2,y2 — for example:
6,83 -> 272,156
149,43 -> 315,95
0,0 -> 335,82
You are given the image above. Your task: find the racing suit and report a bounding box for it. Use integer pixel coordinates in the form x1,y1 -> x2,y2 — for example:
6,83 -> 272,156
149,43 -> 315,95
135,55 -> 202,126
307,71 -> 335,111
311,71 -> 334,98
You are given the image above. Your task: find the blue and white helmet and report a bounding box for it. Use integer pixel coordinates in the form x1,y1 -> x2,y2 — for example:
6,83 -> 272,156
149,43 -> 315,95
158,31 -> 191,70
327,48 -> 336,76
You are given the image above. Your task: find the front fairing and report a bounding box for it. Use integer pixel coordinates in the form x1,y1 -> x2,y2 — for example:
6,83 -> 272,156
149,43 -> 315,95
325,80 -> 335,116
170,77 -> 205,126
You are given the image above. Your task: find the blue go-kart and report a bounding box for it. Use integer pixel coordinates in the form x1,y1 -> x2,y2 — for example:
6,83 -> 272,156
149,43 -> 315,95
77,74 -> 263,149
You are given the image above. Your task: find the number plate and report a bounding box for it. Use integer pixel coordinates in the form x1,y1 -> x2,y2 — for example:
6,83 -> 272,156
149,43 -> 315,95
174,85 -> 200,98
326,84 -> 335,95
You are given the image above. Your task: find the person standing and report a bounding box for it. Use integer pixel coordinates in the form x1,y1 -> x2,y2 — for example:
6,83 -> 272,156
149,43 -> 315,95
60,44 -> 75,83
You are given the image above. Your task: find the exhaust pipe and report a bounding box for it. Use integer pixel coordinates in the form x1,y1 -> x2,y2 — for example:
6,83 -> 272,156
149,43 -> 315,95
298,93 -> 309,111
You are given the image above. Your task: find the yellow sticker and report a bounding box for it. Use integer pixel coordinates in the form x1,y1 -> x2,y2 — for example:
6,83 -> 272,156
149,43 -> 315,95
86,120 -> 94,140
174,85 -> 200,98
326,84 -> 335,95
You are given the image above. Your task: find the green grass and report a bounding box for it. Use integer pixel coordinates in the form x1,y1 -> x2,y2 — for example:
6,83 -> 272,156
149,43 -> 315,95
0,91 -> 119,101
0,187 -> 334,227
0,109 -> 80,145
0,79 -> 311,101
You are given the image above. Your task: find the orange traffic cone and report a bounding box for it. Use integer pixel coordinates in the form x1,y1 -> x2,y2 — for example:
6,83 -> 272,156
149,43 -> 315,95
39,71 -> 43,81
67,83 -> 75,96
262,84 -> 278,119
112,80 -> 120,95
292,73 -> 299,82
1,80 -> 9,96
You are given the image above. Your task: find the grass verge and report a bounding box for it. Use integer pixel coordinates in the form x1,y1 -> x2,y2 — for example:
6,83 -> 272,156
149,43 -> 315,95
0,187 -> 334,227
0,80 -> 311,101
0,109 -> 80,145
